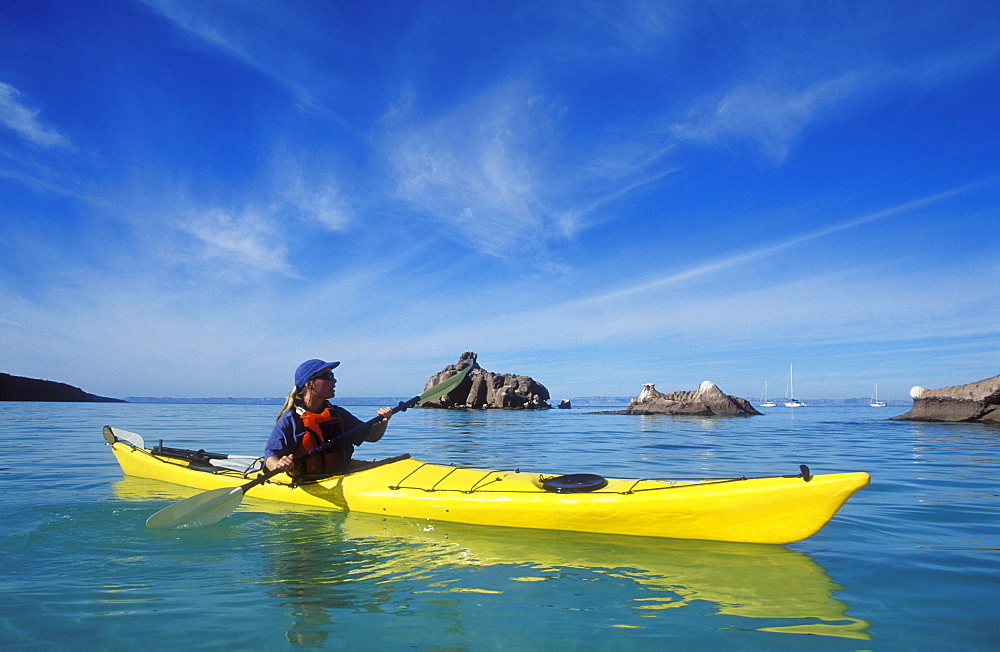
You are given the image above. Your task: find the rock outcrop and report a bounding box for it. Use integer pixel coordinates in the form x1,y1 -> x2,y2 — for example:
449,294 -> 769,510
0,372 -> 125,402
420,352 -> 550,409
890,375 -> 1000,423
619,381 -> 761,416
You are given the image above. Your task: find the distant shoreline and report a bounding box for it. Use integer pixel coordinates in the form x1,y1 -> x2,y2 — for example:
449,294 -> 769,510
1,372 -> 909,406
0,373 -> 124,403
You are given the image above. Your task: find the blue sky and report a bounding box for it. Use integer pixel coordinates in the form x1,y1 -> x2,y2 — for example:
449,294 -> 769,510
1,1 -> 997,401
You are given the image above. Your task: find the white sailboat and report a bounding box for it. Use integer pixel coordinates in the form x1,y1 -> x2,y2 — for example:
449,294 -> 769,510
759,381 -> 776,407
784,364 -> 806,407
870,382 -> 886,407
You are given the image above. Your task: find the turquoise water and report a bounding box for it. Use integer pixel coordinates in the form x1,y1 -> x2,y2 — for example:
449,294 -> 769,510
1,402 -> 997,650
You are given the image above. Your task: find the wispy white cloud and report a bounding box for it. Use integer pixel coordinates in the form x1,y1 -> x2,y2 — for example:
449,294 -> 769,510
0,82 -> 70,148
0,167 -> 111,206
174,207 -> 295,277
268,147 -> 354,232
579,179 -> 995,306
105,151 -> 354,280
387,81 -> 555,258
283,181 -> 351,231
141,0 -> 324,113
665,9 -> 999,166
670,74 -> 858,163
385,81 -> 683,260
552,162 -> 677,240
567,0 -> 678,56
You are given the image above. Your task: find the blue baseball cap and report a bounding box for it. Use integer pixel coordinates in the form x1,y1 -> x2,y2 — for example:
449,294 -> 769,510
295,359 -> 340,389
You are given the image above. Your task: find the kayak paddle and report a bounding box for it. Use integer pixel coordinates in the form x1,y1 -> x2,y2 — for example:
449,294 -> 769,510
145,364 -> 472,529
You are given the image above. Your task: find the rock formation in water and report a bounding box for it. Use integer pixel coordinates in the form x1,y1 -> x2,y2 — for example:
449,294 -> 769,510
890,374 -> 1000,423
0,372 -> 125,402
615,381 -> 761,416
420,352 -> 550,409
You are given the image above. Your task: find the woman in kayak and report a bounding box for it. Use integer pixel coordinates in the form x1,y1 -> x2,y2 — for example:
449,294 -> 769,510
264,359 -> 393,477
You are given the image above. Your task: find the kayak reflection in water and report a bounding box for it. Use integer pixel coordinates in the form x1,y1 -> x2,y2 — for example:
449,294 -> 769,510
264,359 -> 393,478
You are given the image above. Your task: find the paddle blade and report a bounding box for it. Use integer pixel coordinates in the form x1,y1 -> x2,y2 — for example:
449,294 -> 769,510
416,365 -> 472,405
145,486 -> 245,529
104,425 -> 145,449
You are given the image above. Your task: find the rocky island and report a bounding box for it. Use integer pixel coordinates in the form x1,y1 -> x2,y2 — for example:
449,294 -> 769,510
419,352 -> 550,409
1,372 -> 124,402
891,374 -> 999,423
599,381 -> 761,416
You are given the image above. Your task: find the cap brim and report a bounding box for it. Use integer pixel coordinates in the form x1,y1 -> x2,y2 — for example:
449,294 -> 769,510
310,360 -> 340,378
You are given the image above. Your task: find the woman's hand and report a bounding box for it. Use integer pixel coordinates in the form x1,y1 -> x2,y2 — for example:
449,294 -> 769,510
266,454 -> 294,473
366,406 -> 393,442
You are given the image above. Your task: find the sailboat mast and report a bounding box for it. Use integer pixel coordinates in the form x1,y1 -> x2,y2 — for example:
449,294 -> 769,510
784,364 -> 805,407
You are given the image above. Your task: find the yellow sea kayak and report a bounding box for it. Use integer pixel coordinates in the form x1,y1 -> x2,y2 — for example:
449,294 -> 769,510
105,427 -> 869,544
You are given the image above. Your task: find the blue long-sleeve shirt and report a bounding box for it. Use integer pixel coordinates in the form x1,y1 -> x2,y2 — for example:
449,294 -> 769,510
263,403 -> 366,462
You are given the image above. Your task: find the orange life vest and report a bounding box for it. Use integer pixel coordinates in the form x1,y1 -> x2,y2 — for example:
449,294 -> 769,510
293,406 -> 346,476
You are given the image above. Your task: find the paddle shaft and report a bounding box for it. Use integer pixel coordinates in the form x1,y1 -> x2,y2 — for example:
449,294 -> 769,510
240,395 -> 422,493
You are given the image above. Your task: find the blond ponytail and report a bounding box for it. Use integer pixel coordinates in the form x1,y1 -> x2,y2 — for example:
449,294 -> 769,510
277,386 -> 305,422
